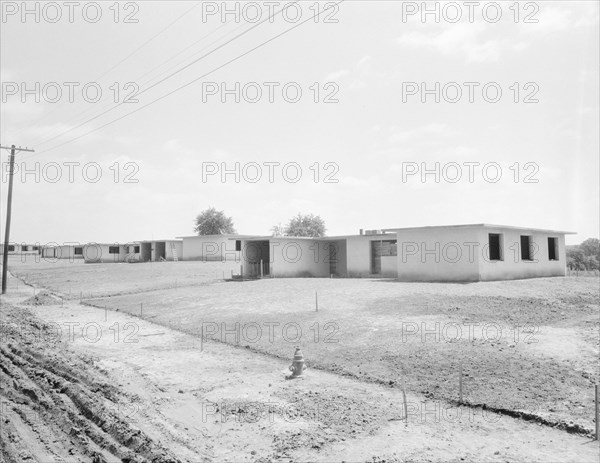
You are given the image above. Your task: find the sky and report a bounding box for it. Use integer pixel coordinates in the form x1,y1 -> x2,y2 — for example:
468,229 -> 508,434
1,0 -> 598,246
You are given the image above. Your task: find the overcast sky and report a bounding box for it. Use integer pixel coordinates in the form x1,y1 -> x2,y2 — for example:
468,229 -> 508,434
1,1 -> 598,246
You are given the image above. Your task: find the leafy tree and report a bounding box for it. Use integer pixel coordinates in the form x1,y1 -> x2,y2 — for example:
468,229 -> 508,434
271,223 -> 285,237
193,208 -> 236,235
584,255 -> 599,271
579,238 -> 600,260
283,213 -> 326,237
566,248 -> 586,270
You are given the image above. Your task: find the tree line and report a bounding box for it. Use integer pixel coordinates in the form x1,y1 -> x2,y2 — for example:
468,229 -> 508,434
566,238 -> 600,271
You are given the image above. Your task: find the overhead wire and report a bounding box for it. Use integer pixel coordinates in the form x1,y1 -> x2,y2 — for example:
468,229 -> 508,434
32,4 -> 288,150
26,1 -> 343,158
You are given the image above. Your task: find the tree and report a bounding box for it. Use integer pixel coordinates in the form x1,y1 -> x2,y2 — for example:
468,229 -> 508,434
579,238 -> 600,260
271,223 -> 285,237
566,248 -> 586,271
283,213 -> 326,237
193,208 -> 236,235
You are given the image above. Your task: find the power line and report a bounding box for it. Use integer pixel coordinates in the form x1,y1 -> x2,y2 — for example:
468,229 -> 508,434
95,2 -> 202,81
33,1 -> 343,156
33,5 -> 287,150
22,18 -> 239,150
10,3 -> 200,145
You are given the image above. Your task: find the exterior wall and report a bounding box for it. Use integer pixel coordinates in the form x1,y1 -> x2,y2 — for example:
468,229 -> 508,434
395,227 -> 481,282
166,241 -> 183,261
345,234 -> 398,277
42,245 -> 85,260
345,235 -> 372,277
270,238 -> 330,278
381,256 -> 397,277
0,244 -> 21,254
1,244 -> 40,255
83,244 -> 128,263
476,227 -> 566,281
182,235 -> 241,262
125,244 -> 141,262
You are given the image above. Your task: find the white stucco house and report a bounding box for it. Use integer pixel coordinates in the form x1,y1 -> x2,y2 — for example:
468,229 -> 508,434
235,224 -> 572,282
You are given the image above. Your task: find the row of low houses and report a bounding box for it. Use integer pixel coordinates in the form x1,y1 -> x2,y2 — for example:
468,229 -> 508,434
2,224 -> 573,281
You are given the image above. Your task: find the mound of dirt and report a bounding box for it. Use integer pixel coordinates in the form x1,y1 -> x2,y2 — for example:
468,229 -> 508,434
21,290 -> 61,306
0,302 -> 182,463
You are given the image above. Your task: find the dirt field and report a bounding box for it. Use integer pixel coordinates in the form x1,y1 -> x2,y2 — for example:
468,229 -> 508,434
2,256 -> 599,462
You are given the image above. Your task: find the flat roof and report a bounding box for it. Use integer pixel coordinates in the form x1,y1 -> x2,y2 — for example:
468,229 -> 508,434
176,234 -> 265,239
381,224 -> 576,234
229,224 -> 575,243
137,239 -> 182,243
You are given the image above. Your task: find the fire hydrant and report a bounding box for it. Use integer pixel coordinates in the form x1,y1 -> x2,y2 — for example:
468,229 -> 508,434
288,347 -> 307,378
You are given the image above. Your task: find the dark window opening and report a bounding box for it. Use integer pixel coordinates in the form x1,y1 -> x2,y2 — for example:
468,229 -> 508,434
134,245 -> 140,253
520,236 -> 532,261
74,247 -> 83,255
488,234 -> 502,261
32,246 -> 39,251
7,245 -> 15,252
548,237 -> 558,261
235,240 -> 241,251
109,246 -> 120,254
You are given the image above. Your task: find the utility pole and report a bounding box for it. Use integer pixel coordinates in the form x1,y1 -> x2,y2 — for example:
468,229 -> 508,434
1,145 -> 35,294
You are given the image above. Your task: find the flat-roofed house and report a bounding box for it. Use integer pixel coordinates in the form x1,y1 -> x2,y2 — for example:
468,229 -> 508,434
237,224 -> 572,282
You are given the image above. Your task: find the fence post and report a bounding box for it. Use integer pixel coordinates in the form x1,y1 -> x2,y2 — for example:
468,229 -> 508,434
402,377 -> 408,425
459,362 -> 463,403
594,384 -> 600,441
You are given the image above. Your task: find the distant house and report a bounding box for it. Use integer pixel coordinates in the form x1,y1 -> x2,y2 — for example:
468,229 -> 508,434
1,243 -> 41,255
236,224 -> 572,282
179,234 -> 262,262
138,239 -> 182,262
82,243 -> 141,263
41,244 -> 85,260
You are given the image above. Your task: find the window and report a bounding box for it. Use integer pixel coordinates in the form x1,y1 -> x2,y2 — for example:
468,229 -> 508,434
74,247 -> 83,255
134,245 -> 140,253
488,234 -> 502,261
235,240 -> 241,252
548,237 -> 558,261
520,235 -> 532,261
109,246 -> 120,254
32,246 -> 39,251
381,240 -> 397,256
7,245 -> 15,252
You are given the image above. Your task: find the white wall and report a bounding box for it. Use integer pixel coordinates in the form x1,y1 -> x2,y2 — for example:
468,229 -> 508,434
345,234 -> 398,277
271,238 -> 330,278
83,244 -> 128,263
42,245 -> 84,260
476,227 -> 566,280
182,235 -> 241,261
395,227 -> 481,282
166,241 -> 183,261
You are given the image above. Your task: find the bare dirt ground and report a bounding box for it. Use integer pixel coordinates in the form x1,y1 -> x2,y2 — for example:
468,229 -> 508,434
2,257 -> 599,462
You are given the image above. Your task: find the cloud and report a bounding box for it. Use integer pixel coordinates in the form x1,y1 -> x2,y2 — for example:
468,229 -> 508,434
396,22 -> 504,63
326,69 -> 349,81
396,4 -> 599,62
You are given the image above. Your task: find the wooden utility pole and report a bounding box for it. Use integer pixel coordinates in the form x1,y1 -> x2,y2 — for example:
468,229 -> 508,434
1,145 -> 35,294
